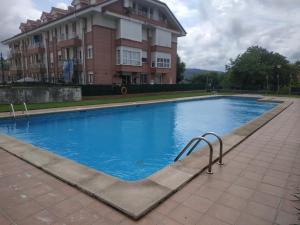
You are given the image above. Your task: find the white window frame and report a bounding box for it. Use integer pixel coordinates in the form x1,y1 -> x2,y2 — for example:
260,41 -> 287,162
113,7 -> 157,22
87,45 -> 93,59
88,72 -> 94,84
116,46 -> 142,66
157,57 -> 170,68
151,52 -> 171,68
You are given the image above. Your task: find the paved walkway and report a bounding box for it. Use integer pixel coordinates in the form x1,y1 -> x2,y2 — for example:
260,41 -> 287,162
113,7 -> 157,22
0,98 -> 299,225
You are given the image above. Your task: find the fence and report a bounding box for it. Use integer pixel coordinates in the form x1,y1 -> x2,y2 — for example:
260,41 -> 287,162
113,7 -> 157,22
81,84 -> 205,96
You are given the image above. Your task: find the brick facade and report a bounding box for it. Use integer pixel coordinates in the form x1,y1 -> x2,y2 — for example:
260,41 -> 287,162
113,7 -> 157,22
2,0 -> 186,85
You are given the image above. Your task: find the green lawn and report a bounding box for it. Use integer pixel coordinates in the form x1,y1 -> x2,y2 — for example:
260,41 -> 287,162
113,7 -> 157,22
0,91 -> 213,113
1,91 -> 298,113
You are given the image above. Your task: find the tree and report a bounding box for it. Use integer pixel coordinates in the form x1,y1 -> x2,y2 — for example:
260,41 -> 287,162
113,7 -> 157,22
226,46 -> 293,90
190,71 -> 223,89
176,54 -> 186,83
290,61 -> 300,84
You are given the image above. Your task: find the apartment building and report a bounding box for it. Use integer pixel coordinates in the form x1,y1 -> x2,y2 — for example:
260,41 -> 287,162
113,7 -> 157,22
2,0 -> 186,85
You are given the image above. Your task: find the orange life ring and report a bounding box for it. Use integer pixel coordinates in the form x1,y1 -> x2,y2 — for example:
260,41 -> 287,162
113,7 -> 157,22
121,86 -> 128,95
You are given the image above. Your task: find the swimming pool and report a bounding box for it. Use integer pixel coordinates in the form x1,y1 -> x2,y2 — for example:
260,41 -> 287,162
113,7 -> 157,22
0,97 -> 277,181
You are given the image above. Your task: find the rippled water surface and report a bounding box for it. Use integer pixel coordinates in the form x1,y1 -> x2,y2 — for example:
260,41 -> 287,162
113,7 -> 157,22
0,97 -> 277,181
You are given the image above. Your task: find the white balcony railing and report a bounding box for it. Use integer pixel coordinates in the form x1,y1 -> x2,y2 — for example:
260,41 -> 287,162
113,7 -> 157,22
28,43 -> 44,49
30,63 -> 46,69
58,58 -> 82,66
10,65 -> 22,70
58,32 -> 79,42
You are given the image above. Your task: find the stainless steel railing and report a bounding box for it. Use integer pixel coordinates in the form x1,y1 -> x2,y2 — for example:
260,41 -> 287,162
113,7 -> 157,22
174,132 -> 223,174
9,103 -> 15,118
9,102 -> 29,118
23,102 -> 29,116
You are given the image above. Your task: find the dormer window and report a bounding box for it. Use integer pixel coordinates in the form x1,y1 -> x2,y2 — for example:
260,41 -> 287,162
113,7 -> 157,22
149,8 -> 154,19
159,11 -> 167,23
138,5 -> 148,17
132,1 -> 150,18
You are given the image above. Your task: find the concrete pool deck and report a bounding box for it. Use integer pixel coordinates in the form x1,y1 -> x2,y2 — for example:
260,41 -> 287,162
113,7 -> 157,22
0,95 -> 299,224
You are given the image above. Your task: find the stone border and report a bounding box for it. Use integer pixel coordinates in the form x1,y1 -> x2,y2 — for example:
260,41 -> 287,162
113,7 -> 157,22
0,95 -> 293,219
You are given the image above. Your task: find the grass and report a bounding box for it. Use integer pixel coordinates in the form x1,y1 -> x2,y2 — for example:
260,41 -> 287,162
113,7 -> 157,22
0,91 -> 213,113
1,91 -> 298,114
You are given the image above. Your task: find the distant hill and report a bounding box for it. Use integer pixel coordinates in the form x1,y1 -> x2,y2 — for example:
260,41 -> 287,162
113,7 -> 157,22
183,68 -> 224,80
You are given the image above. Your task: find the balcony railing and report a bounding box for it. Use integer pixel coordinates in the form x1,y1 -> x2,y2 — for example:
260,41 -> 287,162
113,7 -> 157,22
28,43 -> 44,49
10,65 -> 22,70
58,58 -> 82,66
30,63 -> 46,69
58,32 -> 79,42
8,49 -> 21,58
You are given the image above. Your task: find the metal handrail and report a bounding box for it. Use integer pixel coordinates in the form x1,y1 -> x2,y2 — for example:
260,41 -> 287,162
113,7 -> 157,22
9,103 -> 15,118
23,102 -> 29,116
174,136 -> 214,174
201,132 -> 223,165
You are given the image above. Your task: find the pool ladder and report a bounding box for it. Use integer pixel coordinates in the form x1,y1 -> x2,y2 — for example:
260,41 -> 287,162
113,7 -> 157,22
9,102 -> 29,118
174,132 -> 223,174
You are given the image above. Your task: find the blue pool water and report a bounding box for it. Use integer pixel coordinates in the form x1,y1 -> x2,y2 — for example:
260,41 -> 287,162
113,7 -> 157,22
0,97 -> 277,181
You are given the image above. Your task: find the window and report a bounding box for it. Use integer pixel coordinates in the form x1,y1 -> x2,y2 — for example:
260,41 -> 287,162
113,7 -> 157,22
149,8 -> 154,19
116,49 -> 121,65
116,47 -> 141,66
157,57 -> 170,68
140,74 -> 147,84
58,50 -> 62,61
88,72 -> 94,84
79,50 -> 82,63
155,74 -> 162,84
72,23 -> 76,33
138,5 -> 148,17
151,60 -> 155,68
65,24 -> 69,40
50,52 -> 54,63
142,51 -> 147,63
123,50 -> 140,66
159,11 -> 167,22
87,45 -> 93,59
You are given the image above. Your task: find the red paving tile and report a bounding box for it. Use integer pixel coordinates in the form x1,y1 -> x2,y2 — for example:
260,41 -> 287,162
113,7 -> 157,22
207,204 -> 241,224
167,204 -> 203,225
0,97 -> 300,225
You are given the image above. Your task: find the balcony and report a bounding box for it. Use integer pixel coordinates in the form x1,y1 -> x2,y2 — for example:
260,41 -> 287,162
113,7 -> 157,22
58,59 -> 82,72
150,64 -> 171,74
57,33 -> 82,48
8,49 -> 21,58
10,65 -> 22,75
27,43 -> 45,55
29,63 -> 46,73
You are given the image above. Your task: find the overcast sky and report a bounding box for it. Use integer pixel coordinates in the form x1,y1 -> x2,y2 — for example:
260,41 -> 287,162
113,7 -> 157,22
1,0 -> 299,71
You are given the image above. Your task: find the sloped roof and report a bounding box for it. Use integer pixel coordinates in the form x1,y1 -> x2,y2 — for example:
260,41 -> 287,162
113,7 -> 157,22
2,0 -> 186,44
71,0 -> 89,6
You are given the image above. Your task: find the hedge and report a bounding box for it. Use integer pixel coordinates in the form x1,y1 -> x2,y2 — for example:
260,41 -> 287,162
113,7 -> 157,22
291,87 -> 300,95
81,84 -> 205,96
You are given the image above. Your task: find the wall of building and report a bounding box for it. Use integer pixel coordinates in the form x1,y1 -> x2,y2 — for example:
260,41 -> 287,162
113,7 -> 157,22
92,25 -> 117,84
4,0 -> 184,85
0,86 -> 82,104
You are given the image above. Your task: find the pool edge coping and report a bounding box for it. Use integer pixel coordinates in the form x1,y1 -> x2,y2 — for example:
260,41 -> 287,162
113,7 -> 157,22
0,95 -> 293,220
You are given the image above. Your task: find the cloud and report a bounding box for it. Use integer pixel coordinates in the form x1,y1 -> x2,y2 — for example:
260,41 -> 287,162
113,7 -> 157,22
0,0 -> 40,55
1,0 -> 300,71
55,2 -> 68,10
165,0 -> 300,71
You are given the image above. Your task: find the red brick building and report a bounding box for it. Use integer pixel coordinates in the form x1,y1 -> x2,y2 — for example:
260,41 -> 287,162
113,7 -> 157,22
2,0 -> 186,85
